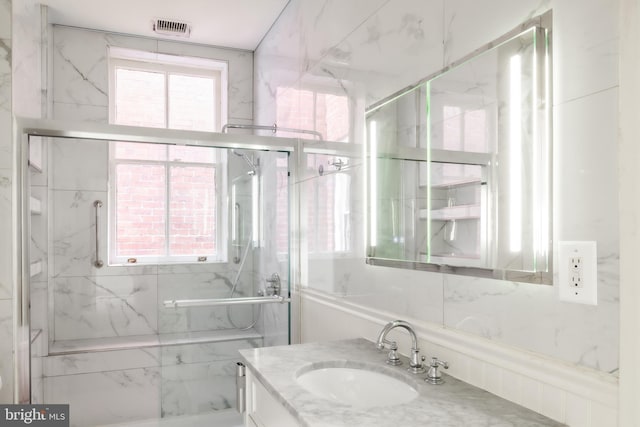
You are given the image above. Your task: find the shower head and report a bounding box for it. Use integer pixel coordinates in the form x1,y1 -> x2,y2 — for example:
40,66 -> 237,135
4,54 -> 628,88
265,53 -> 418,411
231,149 -> 258,175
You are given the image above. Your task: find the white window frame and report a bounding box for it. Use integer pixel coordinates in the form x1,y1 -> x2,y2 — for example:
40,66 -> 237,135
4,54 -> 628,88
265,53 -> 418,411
108,145 -> 227,265
107,47 -> 229,265
108,47 -> 228,130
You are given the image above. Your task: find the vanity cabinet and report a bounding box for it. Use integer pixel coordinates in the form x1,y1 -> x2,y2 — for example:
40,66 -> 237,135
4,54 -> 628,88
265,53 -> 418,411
244,369 -> 298,427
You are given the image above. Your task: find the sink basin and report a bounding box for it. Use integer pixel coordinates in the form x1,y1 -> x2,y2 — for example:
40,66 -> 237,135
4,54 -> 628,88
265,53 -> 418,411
296,367 -> 418,409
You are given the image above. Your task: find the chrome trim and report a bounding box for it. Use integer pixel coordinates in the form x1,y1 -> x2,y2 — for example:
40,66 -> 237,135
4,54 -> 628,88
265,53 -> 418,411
14,124 -> 31,403
17,118 -> 298,152
163,295 -> 291,308
222,122 -> 324,141
425,357 -> 449,385
93,200 -> 104,268
265,273 -> 281,296
236,362 -> 246,414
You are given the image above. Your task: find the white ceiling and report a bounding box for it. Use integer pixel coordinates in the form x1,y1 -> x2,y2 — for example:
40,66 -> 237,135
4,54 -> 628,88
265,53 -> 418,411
40,0 -> 290,50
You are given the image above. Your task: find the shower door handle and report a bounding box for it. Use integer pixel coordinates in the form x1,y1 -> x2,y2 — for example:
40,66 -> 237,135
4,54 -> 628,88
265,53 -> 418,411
233,202 -> 241,264
236,362 -> 246,414
94,200 -> 104,268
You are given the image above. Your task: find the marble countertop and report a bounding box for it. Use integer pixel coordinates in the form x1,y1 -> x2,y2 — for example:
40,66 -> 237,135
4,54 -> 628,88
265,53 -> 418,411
239,338 -> 566,427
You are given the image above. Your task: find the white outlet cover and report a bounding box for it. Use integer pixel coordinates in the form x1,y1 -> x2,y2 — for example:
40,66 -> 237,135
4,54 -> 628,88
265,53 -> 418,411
558,241 -> 597,305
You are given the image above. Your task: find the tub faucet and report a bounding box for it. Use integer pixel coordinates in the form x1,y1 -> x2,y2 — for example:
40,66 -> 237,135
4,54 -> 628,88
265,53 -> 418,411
376,320 -> 426,374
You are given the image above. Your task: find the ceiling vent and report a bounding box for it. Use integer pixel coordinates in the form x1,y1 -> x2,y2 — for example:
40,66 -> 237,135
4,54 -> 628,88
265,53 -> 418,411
153,18 -> 191,38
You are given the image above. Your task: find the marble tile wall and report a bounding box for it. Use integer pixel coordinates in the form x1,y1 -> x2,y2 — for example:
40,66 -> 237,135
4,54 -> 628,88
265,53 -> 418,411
51,25 -> 254,125
0,0 -> 12,404
2,0 -> 45,404
255,0 -> 620,374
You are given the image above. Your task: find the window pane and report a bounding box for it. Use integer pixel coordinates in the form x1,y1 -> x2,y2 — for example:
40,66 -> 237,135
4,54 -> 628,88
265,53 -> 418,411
113,141 -> 167,161
169,166 -> 216,255
169,145 -> 217,164
115,164 -> 166,256
168,74 -> 216,132
115,68 -> 166,128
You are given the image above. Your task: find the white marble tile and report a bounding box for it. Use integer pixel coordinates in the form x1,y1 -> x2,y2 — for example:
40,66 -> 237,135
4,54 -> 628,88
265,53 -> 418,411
253,0 -> 304,129
51,26 -> 158,109
554,88 -> 619,252
0,169 -> 11,299
30,281 -> 48,352
0,299 -> 13,403
53,274 -> 158,341
160,338 -> 261,366
253,58 -> 300,130
31,355 -> 44,404
11,0 -> 42,118
443,274 -> 618,373
443,0 -> 551,67
161,360 -> 237,417
0,38 -> 11,165
44,367 -> 161,427
306,0 -> 443,107
157,262 -> 230,276
157,41 -> 254,121
44,348 -> 161,377
298,0 -> 389,72
353,262 -> 444,325
0,0 -> 10,39
51,189 -> 157,277
50,137 -> 108,191
260,300 -> 289,347
53,102 -> 108,122
552,0 -> 619,104
52,26 -> 110,107
29,186 -> 48,281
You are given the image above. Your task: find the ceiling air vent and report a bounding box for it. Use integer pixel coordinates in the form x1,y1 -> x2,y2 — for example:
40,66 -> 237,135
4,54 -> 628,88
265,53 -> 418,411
153,18 -> 191,38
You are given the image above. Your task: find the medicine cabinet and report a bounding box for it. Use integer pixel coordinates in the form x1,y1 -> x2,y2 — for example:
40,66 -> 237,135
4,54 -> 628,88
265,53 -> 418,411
365,12 -> 552,284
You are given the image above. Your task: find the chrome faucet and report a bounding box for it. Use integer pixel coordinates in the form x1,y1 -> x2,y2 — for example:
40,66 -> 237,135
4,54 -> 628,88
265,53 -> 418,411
376,320 -> 425,374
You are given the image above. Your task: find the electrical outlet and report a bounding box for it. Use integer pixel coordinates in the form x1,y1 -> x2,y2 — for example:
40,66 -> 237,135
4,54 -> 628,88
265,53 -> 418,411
569,257 -> 583,287
558,241 -> 597,305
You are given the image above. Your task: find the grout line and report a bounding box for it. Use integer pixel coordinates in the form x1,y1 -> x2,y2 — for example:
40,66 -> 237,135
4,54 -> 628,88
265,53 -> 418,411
554,84 -> 619,107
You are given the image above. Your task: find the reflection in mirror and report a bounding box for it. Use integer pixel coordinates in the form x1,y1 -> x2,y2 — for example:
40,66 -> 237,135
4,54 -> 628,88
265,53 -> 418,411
365,13 -> 551,284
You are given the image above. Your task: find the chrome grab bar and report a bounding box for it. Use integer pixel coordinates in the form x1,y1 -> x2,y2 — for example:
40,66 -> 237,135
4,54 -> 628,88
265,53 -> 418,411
93,200 -> 104,268
163,295 -> 290,308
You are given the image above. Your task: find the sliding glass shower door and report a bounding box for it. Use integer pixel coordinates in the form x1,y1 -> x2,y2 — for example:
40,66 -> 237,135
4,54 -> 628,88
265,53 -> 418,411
21,122 -> 291,426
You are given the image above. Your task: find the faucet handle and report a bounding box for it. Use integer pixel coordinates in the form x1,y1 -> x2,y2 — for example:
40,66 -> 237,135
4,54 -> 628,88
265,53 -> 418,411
425,357 -> 449,385
385,341 -> 403,366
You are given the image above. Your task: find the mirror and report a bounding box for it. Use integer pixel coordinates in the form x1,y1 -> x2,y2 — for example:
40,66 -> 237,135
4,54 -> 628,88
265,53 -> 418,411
365,14 -> 551,284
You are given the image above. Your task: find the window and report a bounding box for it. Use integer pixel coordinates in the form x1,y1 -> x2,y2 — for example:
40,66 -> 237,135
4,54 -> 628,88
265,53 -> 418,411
108,48 -> 228,264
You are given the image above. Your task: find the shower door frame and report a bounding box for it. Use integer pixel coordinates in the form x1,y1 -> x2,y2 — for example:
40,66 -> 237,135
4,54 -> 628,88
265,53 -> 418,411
13,117 -> 300,404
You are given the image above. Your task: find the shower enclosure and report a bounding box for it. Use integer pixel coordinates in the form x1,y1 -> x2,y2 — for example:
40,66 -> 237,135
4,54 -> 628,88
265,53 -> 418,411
16,119 -> 294,426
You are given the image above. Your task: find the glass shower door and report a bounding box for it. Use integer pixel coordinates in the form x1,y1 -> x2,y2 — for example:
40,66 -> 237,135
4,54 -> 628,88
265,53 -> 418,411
22,125 -> 291,427
157,148 -> 291,423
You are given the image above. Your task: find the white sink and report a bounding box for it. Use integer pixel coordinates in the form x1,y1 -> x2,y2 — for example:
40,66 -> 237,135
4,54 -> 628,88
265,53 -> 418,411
296,367 -> 418,409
